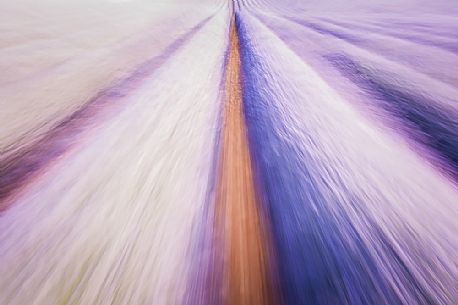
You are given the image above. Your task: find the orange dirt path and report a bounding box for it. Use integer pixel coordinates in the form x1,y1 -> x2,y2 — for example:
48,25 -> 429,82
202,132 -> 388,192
213,18 -> 276,305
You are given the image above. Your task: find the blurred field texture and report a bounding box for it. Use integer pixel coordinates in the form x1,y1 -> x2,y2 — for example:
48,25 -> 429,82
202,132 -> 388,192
0,0 -> 457,304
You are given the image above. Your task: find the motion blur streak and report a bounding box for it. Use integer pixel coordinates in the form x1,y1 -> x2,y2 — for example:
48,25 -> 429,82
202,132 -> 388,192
213,19 -> 276,305
0,15 -> 212,209
236,8 -> 457,305
0,3 -> 227,304
0,0 -> 457,305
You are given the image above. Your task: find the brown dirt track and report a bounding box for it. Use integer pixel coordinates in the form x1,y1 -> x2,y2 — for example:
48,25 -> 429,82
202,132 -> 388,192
213,19 -> 277,305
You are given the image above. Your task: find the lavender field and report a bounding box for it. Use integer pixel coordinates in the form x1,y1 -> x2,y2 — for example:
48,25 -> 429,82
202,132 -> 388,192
0,0 -> 457,304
